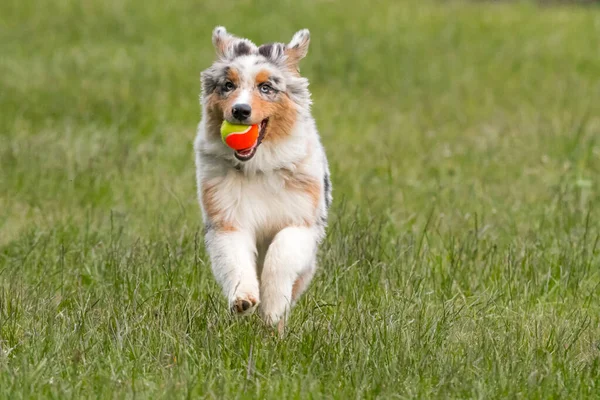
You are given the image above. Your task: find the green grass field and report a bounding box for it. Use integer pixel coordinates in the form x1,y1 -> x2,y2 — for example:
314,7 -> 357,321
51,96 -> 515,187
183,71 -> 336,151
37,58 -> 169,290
2,0 -> 600,398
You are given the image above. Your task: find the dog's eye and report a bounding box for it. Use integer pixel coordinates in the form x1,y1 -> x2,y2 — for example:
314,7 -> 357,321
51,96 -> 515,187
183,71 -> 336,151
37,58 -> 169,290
223,81 -> 235,92
259,84 -> 273,94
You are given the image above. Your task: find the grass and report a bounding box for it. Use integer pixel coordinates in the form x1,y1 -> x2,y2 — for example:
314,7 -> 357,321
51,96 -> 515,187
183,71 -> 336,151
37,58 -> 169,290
1,0 -> 600,398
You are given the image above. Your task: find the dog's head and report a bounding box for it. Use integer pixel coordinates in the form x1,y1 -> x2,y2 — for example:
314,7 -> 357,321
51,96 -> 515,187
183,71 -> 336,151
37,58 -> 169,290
201,27 -> 311,161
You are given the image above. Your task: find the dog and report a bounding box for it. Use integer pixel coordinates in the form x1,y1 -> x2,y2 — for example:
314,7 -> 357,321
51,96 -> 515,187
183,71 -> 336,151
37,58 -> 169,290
194,27 -> 331,329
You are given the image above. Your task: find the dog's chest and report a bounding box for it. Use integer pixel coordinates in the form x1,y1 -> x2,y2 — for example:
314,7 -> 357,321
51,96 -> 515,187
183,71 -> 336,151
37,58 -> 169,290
214,169 -> 316,234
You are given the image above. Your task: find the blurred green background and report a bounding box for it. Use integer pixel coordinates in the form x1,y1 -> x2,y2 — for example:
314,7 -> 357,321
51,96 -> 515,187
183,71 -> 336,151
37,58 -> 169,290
1,0 -> 599,398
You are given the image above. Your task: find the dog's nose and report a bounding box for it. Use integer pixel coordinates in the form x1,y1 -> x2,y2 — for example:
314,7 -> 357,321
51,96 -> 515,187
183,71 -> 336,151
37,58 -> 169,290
232,104 -> 252,120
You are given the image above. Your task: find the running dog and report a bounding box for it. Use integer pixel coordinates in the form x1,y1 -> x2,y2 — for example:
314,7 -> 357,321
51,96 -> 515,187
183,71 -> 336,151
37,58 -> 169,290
194,27 -> 331,328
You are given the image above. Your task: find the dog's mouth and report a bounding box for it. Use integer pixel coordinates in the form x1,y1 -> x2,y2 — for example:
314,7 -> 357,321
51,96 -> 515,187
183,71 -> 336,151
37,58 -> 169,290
234,118 -> 269,162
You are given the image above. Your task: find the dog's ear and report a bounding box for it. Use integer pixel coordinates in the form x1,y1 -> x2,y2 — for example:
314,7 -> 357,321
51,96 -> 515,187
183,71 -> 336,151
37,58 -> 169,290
212,26 -> 235,58
285,29 -> 310,70
212,26 -> 256,59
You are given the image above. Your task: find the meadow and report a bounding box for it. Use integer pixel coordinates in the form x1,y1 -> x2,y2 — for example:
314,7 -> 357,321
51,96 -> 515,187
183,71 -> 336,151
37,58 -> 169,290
1,0 -> 600,398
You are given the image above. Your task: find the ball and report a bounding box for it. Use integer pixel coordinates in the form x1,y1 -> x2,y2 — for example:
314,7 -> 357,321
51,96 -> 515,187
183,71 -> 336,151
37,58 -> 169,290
220,121 -> 259,151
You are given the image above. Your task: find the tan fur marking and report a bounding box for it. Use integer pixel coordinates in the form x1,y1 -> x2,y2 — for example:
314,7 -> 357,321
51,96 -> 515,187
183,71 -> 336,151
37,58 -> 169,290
203,97 -> 224,140
255,70 -> 270,85
203,69 -> 242,132
285,173 -> 320,211
251,93 -> 297,143
227,68 -> 240,85
220,222 -> 237,232
291,276 -> 306,301
204,88 -> 240,139
202,181 -> 236,232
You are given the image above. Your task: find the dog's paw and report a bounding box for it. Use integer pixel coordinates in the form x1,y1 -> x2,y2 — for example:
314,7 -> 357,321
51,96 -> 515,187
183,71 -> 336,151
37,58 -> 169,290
259,305 -> 288,327
230,295 -> 259,316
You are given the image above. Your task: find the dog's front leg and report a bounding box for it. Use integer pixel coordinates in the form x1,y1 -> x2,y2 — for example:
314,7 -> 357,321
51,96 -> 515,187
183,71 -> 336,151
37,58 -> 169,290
260,226 -> 318,326
205,228 -> 260,315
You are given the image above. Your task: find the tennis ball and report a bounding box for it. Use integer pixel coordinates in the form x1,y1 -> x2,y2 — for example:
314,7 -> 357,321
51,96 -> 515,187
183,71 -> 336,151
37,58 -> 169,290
220,121 -> 259,151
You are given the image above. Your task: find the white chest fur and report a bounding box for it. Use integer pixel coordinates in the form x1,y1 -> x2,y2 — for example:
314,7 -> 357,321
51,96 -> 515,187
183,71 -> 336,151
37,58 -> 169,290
200,166 -> 319,240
